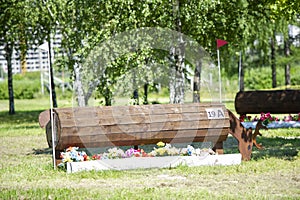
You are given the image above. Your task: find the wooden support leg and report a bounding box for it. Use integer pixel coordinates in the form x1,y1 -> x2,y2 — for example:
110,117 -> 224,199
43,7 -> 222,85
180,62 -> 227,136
55,150 -> 61,159
213,141 -> 224,154
227,109 -> 254,161
252,120 -> 266,150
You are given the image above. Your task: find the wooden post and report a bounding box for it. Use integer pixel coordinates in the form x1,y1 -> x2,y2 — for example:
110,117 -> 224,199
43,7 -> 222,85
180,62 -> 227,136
213,141 -> 224,154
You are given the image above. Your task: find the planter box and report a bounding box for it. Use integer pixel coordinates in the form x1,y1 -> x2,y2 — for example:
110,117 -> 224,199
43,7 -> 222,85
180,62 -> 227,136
66,153 -> 242,173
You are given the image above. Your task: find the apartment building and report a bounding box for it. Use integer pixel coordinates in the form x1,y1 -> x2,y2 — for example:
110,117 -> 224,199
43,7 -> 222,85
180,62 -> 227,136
0,32 -> 62,75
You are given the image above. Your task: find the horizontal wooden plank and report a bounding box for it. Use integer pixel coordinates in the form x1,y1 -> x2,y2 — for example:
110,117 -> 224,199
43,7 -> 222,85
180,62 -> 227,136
58,128 -> 228,142
60,119 -> 229,135
59,111 -> 228,127
55,103 -> 227,120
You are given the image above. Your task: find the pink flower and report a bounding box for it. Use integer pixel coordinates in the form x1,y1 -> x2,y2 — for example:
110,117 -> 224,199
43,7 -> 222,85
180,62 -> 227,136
239,115 -> 245,122
260,114 -> 266,121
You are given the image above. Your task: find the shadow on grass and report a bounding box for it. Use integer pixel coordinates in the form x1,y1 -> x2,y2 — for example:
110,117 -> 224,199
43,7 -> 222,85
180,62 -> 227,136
251,136 -> 300,160
0,110 -> 44,125
31,148 -> 52,155
225,135 -> 300,161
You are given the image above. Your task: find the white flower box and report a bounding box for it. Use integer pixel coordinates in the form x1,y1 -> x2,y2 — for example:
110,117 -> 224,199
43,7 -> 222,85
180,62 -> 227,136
66,153 -> 242,173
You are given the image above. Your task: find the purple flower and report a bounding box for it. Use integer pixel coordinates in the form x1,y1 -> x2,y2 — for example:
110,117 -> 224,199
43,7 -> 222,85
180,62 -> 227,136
125,148 -> 135,157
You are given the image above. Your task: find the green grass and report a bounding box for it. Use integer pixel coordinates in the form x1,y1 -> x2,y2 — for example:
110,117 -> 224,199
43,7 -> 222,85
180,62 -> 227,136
0,99 -> 299,200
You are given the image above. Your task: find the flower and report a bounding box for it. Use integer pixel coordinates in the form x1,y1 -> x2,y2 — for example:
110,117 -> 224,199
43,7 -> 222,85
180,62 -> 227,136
241,113 -> 300,123
154,147 -> 167,156
125,148 -> 135,157
104,147 -> 126,159
259,112 -> 284,126
284,114 -> 293,122
60,146 -> 89,163
58,145 -> 217,170
58,147 -> 90,169
240,113 -> 280,126
156,141 -> 165,147
92,154 -> 101,160
187,145 -> 195,156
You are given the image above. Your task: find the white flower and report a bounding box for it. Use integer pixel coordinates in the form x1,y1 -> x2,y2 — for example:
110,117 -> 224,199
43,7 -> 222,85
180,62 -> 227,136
165,143 -> 172,149
195,148 -> 201,156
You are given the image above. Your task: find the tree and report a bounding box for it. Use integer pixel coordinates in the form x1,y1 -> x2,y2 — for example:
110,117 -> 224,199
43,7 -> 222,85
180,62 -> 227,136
241,0 -> 298,89
0,0 -> 22,114
54,0 -> 106,106
0,0 -> 40,114
48,0 -> 300,106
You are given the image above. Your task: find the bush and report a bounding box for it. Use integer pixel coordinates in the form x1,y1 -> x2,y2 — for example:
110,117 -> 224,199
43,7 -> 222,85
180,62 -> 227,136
244,66 -> 298,90
0,82 -> 9,99
13,81 -> 40,99
0,73 -> 41,100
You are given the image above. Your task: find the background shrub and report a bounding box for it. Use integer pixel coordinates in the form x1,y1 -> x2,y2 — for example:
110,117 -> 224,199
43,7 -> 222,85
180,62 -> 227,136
0,72 -> 40,100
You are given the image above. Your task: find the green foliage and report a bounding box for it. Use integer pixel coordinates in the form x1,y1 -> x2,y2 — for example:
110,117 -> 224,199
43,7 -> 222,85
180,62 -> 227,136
0,72 -> 40,100
1,0 -> 299,106
243,64 -> 300,90
13,81 -> 40,99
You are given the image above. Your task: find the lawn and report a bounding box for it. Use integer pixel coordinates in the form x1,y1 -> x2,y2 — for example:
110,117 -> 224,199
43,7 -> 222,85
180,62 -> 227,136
0,99 -> 299,200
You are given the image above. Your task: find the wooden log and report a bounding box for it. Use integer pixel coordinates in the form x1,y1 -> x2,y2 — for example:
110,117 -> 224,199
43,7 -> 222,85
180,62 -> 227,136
235,90 -> 300,115
40,103 -> 230,159
55,129 -> 229,149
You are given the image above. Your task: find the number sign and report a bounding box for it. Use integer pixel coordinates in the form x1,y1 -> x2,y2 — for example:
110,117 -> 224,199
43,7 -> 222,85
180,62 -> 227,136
205,108 -> 225,119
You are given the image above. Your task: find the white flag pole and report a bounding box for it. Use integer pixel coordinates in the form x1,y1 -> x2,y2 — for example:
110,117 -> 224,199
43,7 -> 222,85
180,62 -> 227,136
48,47 -> 56,170
40,42 -> 56,169
217,49 -> 222,103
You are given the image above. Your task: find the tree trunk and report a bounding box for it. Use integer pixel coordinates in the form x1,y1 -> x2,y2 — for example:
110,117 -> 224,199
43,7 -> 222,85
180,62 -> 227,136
48,37 -> 57,107
132,69 -> 139,105
193,60 -> 202,103
169,47 -> 185,104
239,52 -> 244,91
20,39 -> 27,75
169,0 -> 185,104
104,86 -> 112,106
284,38 -> 291,86
271,33 -> 276,88
74,63 -> 87,107
143,82 -> 149,105
143,59 -> 149,105
5,42 -> 15,115
169,53 -> 176,103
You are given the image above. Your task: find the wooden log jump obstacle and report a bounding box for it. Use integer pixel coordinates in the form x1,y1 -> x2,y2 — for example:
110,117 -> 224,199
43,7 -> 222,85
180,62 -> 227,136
39,103 -> 265,164
235,89 -> 300,115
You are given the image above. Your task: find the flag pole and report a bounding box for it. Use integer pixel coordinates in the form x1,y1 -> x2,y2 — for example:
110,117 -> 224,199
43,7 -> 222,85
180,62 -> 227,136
217,49 -> 222,103
43,42 -> 56,170
216,39 -> 228,103
38,42 -> 56,169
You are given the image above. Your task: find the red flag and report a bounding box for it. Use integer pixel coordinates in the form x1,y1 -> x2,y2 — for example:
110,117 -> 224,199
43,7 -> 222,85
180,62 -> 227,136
217,39 -> 228,49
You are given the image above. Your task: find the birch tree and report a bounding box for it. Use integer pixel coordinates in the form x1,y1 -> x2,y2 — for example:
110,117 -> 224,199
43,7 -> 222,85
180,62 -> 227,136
0,0 -> 47,114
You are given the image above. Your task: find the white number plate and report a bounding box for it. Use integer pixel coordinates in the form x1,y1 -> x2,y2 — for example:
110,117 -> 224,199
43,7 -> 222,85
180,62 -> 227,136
205,108 -> 225,119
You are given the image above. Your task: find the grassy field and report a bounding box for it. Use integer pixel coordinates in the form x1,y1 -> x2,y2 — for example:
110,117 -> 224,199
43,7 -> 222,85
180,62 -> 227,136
0,99 -> 299,200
